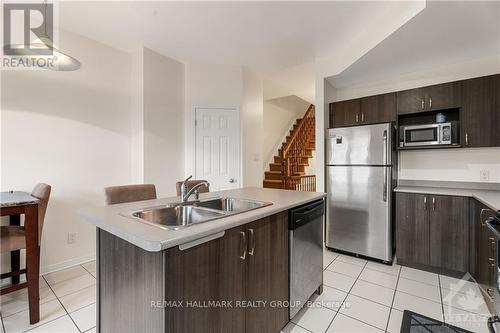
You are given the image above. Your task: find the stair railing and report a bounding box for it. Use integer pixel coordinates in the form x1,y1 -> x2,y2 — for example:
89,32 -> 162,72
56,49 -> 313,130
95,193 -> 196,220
279,104 -> 315,189
286,175 -> 316,192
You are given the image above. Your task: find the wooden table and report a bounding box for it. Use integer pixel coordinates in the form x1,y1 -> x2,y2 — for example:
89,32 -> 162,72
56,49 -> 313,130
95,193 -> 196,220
1,191 -> 40,324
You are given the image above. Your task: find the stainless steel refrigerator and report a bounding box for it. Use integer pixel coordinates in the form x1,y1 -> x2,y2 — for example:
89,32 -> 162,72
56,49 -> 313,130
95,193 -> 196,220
326,123 -> 395,262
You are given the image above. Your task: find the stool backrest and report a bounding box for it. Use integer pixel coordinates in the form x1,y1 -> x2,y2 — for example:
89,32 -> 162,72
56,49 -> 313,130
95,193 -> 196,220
31,183 -> 51,242
104,184 -> 157,205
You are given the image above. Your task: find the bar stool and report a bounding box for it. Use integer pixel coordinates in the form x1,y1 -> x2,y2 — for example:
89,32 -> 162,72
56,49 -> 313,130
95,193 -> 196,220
104,184 -> 157,205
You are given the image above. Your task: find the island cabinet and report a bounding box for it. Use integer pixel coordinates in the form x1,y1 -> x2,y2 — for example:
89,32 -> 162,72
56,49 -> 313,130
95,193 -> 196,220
396,81 -> 461,115
471,199 -> 497,305
97,211 -> 289,333
461,74 -> 500,148
395,192 -> 469,274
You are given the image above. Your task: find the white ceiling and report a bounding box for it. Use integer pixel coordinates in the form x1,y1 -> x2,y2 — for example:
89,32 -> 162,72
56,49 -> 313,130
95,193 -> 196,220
327,1 -> 500,90
58,1 -> 395,72
55,1 -> 422,102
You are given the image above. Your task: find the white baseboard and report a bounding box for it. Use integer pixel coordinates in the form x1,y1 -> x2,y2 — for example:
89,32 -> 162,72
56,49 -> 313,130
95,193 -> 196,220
0,253 -> 96,287
41,253 -> 96,275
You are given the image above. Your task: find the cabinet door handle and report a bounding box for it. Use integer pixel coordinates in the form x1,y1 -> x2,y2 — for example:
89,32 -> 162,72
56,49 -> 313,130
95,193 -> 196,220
432,197 -> 436,211
248,228 -> 255,256
481,208 -> 493,226
382,167 -> 388,202
421,99 -> 425,110
355,113 -> 359,123
465,132 -> 469,146
361,112 -> 365,122
239,231 -> 247,260
489,237 -> 495,241
429,97 -> 433,109
423,196 -> 427,210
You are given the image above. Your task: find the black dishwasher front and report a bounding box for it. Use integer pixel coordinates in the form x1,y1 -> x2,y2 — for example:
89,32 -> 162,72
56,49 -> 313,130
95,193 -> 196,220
289,199 -> 324,319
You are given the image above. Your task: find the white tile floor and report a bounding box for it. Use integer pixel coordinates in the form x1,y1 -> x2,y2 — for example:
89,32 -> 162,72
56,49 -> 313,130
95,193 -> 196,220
0,261 -> 96,333
284,249 -> 492,333
0,251 -> 493,333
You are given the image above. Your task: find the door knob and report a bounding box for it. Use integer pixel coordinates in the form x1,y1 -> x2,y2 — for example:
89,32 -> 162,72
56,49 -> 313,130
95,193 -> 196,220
229,178 -> 236,183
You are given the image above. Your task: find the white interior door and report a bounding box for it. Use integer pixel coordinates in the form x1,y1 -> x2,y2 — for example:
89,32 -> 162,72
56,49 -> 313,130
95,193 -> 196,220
195,108 -> 240,191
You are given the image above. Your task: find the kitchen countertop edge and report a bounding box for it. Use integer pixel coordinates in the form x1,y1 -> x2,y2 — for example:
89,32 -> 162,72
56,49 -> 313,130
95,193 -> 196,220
394,185 -> 500,211
79,187 -> 326,252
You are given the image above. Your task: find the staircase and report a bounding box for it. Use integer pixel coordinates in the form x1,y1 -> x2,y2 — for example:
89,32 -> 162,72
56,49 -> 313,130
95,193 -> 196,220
263,104 -> 316,191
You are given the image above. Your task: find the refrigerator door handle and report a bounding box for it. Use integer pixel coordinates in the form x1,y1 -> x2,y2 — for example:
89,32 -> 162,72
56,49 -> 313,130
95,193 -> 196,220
383,130 -> 388,165
383,167 -> 388,202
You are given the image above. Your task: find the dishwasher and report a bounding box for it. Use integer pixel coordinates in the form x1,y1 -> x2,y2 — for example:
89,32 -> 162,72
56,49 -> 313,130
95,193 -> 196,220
289,199 -> 324,318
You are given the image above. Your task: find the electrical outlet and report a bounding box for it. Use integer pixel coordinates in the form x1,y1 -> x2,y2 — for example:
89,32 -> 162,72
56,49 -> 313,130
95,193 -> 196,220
480,170 -> 490,182
67,232 -> 77,244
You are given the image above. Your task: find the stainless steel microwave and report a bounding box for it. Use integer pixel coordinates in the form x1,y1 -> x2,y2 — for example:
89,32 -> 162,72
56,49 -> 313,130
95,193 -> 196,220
402,122 -> 452,147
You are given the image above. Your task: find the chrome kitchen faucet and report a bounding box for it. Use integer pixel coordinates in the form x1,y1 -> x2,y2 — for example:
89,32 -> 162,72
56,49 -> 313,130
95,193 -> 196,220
179,175 -> 210,203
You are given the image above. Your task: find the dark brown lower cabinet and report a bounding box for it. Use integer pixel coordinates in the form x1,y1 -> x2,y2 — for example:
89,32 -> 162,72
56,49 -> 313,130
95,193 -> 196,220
429,195 -> 469,272
245,213 -> 289,333
164,212 -> 289,333
98,211 -> 289,333
396,193 -> 469,274
164,226 -> 246,332
396,192 -> 430,266
472,199 -> 497,305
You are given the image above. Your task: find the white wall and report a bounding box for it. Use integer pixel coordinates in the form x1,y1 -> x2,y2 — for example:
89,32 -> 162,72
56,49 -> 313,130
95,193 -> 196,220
184,64 -> 243,178
262,96 -> 310,171
130,49 -> 145,184
1,36 -> 266,274
183,64 -> 264,187
399,148 -> 500,183
143,48 -> 185,197
1,30 -> 133,273
241,70 -> 263,187
314,78 -> 336,192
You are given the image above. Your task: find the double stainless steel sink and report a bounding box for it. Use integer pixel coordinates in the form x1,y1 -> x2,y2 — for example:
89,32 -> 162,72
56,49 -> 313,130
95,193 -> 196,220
123,197 -> 272,230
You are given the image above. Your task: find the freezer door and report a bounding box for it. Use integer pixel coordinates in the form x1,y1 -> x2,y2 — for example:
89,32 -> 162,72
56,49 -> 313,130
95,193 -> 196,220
326,166 -> 392,262
326,123 -> 392,166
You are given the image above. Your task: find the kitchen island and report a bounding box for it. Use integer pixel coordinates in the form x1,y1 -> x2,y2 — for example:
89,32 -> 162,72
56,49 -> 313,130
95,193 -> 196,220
79,187 -> 326,333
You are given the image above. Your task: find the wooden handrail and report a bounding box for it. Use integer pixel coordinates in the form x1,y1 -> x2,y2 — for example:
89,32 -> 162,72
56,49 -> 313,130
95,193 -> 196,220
281,104 -> 315,158
279,104 -> 315,179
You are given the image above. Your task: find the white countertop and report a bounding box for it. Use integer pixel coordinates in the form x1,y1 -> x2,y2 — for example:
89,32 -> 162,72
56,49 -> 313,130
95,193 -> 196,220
394,185 -> 500,211
78,187 -> 326,252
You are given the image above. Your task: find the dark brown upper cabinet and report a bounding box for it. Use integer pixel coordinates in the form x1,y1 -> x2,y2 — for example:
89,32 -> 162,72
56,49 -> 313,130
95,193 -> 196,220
397,82 -> 461,115
360,93 -> 396,124
329,93 -> 396,128
461,74 -> 500,148
396,192 -> 469,274
329,99 -> 360,128
329,74 -> 499,148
